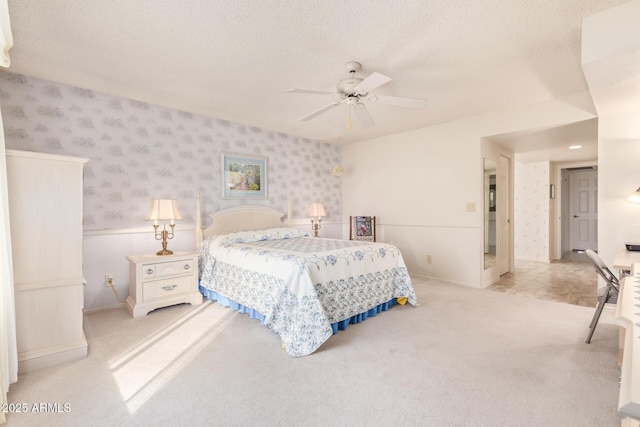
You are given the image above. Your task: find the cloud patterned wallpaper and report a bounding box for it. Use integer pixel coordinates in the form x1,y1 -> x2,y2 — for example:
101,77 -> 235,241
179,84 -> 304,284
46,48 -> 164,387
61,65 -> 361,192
0,72 -> 342,231
514,160 -> 549,262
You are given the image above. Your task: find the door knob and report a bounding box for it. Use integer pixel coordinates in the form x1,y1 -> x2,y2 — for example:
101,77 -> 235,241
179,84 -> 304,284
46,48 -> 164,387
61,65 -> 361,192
573,215 -> 579,218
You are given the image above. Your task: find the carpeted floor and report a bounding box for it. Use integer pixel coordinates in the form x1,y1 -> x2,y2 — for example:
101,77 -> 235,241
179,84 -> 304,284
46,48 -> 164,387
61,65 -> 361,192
5,278 -> 620,426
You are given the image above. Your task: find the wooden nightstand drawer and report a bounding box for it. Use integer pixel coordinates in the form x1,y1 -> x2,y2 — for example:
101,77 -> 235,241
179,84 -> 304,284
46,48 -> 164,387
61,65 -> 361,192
143,275 -> 193,301
143,258 -> 195,279
126,252 -> 202,318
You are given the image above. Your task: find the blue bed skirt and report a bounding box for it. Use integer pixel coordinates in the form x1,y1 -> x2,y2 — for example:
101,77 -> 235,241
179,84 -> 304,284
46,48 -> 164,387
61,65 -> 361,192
199,285 -> 398,335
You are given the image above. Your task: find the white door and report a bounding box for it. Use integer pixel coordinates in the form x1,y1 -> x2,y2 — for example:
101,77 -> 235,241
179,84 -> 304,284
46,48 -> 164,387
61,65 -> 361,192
497,155 -> 510,276
569,170 -> 597,251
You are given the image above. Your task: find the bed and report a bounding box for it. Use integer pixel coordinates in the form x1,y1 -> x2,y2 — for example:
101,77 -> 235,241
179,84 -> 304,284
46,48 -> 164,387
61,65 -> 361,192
195,204 -> 419,357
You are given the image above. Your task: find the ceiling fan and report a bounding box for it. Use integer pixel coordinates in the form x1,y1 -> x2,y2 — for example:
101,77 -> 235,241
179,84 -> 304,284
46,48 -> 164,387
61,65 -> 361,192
286,61 -> 427,129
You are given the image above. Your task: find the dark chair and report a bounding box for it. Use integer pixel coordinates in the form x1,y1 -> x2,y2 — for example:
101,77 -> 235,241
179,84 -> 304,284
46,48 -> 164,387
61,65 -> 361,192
584,249 -> 620,343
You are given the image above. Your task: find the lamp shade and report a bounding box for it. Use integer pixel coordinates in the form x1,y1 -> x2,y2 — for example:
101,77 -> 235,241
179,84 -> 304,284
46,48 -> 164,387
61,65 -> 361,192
145,199 -> 182,221
627,188 -> 640,204
307,202 -> 326,218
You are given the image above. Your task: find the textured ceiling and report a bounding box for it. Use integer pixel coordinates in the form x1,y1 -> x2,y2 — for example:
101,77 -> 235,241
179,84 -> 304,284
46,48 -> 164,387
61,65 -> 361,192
3,0 -> 628,157
485,118 -> 599,163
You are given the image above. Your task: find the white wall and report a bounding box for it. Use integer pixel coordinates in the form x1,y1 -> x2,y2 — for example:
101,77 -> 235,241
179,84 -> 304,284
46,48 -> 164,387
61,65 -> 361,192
341,120 -> 482,287
582,0 -> 640,276
597,111 -> 640,269
342,92 -> 597,288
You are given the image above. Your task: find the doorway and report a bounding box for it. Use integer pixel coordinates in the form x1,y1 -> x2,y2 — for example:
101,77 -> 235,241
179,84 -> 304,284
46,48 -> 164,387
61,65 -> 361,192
482,151 -> 513,286
489,161 -> 598,306
554,162 -> 598,259
568,169 -> 598,252
497,154 -> 511,276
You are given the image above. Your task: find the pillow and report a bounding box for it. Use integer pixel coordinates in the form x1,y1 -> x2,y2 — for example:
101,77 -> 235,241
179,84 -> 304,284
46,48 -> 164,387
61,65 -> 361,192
216,227 -> 310,245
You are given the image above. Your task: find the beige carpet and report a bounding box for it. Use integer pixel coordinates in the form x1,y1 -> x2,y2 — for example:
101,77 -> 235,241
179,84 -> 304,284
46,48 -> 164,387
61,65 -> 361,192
5,278 -> 620,426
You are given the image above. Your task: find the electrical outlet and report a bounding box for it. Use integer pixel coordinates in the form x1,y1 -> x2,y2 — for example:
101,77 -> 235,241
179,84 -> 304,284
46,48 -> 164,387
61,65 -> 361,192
425,255 -> 432,264
105,274 -> 114,287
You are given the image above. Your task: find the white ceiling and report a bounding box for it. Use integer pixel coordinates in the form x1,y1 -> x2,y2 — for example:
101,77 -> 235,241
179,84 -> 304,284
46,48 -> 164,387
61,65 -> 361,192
485,118 -> 599,163
4,0 -> 627,159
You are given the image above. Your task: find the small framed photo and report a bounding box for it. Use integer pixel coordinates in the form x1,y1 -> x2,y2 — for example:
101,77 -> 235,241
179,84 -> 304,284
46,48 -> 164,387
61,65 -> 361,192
350,216 -> 376,242
221,153 -> 268,199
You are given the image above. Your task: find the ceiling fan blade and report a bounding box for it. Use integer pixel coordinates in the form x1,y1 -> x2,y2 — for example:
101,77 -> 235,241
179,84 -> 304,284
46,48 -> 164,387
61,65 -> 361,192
355,72 -> 392,94
376,95 -> 427,109
286,89 -> 337,96
300,101 -> 342,121
353,104 -> 375,128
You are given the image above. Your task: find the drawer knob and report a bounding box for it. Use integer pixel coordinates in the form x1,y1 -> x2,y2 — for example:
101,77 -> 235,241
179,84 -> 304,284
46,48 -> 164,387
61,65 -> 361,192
162,284 -> 178,291
146,268 -> 154,275
183,264 -> 191,270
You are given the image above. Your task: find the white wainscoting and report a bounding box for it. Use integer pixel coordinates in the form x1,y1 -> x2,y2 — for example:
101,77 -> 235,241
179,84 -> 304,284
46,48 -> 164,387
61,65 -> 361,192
83,221 -> 344,311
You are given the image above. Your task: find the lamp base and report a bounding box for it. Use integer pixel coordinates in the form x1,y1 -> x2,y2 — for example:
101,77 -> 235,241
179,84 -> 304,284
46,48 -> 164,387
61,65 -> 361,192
156,249 -> 174,256
311,219 -> 321,238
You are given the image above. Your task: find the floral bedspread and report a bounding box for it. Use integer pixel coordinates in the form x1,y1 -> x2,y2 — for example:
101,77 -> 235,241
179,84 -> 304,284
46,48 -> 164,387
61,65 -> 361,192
197,227 -> 418,357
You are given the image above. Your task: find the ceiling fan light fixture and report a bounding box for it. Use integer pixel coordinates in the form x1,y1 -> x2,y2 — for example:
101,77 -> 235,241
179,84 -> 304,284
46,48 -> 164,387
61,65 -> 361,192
286,61 -> 426,129
346,96 -> 358,106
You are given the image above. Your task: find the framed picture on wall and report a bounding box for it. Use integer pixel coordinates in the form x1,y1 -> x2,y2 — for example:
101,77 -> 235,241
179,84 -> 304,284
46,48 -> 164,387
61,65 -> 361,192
221,153 -> 268,199
350,216 -> 376,242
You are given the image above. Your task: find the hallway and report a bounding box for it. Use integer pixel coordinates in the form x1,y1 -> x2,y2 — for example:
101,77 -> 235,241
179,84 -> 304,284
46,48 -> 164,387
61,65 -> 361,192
487,251 -> 598,308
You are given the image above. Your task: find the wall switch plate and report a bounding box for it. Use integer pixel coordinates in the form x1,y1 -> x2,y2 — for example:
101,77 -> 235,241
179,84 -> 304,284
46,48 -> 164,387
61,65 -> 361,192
466,202 -> 476,212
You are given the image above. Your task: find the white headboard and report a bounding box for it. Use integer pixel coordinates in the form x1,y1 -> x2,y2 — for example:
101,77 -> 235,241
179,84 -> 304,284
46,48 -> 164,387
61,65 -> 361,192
195,194 -> 289,247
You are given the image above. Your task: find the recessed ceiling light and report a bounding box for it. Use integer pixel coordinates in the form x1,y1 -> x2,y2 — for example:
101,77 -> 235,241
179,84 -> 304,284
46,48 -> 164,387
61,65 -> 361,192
569,145 -> 583,149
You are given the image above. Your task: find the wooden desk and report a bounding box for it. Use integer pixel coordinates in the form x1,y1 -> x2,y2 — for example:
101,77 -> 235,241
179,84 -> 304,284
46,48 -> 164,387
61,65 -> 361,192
609,251 -> 640,425
613,250 -> 640,272
616,271 -> 640,424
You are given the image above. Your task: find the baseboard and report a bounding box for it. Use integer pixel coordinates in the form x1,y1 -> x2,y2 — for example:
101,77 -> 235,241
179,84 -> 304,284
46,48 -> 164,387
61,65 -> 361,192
83,302 -> 125,314
514,257 -> 551,263
482,276 -> 501,288
409,273 -> 478,288
18,337 -> 88,374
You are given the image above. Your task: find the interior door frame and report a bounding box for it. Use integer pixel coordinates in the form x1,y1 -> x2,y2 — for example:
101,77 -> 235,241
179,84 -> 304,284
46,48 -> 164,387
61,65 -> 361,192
481,147 -> 514,287
551,160 -> 598,260
568,169 -> 598,251
496,154 -> 512,276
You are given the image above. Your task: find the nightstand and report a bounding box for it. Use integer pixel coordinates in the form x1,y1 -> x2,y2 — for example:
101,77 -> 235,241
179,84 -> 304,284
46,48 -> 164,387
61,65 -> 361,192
125,251 -> 203,318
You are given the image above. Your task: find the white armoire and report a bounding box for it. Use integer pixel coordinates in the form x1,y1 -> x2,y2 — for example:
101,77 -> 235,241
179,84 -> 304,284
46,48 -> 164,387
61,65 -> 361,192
5,149 -> 88,373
